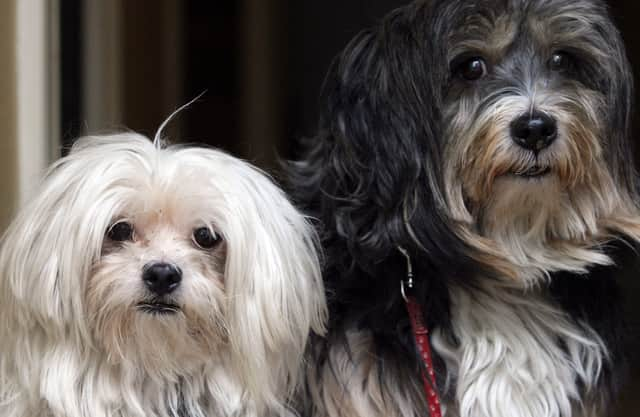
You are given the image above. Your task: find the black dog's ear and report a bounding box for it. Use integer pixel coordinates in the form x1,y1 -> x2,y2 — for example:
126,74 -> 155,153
292,5 -> 479,277
598,6 -> 637,197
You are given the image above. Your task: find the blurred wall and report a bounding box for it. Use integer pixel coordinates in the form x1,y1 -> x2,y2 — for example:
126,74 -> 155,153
0,0 -> 18,231
121,0 -> 183,139
1,0 -> 59,228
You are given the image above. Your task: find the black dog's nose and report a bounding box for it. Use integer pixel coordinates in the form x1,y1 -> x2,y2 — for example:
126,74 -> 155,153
510,112 -> 558,152
142,263 -> 182,296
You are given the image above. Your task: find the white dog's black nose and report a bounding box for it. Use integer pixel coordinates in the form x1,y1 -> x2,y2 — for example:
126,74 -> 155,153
510,112 -> 558,152
142,263 -> 182,296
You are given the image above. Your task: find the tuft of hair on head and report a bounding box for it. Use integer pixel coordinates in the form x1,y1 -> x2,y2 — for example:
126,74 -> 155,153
152,91 -> 207,148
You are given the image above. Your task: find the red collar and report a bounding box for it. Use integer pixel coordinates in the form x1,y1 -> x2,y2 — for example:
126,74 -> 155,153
399,247 -> 443,417
405,295 -> 443,417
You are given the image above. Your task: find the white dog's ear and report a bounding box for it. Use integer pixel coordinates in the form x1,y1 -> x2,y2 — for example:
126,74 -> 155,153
221,163 -> 327,410
0,135 -> 145,340
0,169 -> 107,341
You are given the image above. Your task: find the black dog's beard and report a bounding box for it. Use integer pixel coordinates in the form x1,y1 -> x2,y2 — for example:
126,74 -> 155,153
441,89 -> 640,284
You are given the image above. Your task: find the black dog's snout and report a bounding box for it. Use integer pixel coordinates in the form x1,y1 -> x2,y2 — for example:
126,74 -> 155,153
510,112 -> 558,152
142,263 -> 182,296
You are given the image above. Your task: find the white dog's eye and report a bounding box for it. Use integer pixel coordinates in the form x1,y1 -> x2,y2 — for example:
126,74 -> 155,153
107,221 -> 134,242
193,227 -> 220,249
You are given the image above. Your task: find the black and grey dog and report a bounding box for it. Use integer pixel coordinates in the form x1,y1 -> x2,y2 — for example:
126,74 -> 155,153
292,1 -> 640,416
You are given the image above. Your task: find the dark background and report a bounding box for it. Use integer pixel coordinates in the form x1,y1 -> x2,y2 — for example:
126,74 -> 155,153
60,2 -> 639,415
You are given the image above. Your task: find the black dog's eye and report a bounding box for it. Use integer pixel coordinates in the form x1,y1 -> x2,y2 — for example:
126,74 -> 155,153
193,227 -> 221,249
549,52 -> 572,72
453,57 -> 488,81
107,221 -> 134,242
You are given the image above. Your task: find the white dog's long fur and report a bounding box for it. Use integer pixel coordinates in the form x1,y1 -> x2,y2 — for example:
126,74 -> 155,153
0,133 -> 327,417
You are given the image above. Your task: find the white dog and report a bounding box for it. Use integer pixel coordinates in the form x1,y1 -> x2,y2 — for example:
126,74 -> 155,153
0,133 -> 326,417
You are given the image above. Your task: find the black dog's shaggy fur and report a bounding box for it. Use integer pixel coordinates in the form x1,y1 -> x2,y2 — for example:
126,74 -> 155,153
292,1 -> 640,416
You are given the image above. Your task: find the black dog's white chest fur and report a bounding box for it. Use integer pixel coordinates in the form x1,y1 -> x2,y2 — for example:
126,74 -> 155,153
434,284 -> 605,417
307,266 -> 626,417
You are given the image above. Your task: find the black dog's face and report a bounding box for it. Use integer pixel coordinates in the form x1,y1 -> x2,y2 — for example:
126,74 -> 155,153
295,0 -> 640,283
438,0 -> 636,247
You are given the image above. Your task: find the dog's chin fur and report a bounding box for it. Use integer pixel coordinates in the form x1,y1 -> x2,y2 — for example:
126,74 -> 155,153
443,78 -> 640,286
465,170 -> 640,284
0,133 -> 327,417
292,1 -> 640,417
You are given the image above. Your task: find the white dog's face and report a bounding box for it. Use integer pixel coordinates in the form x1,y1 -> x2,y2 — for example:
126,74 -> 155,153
0,133 -> 326,414
88,193 -> 228,371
